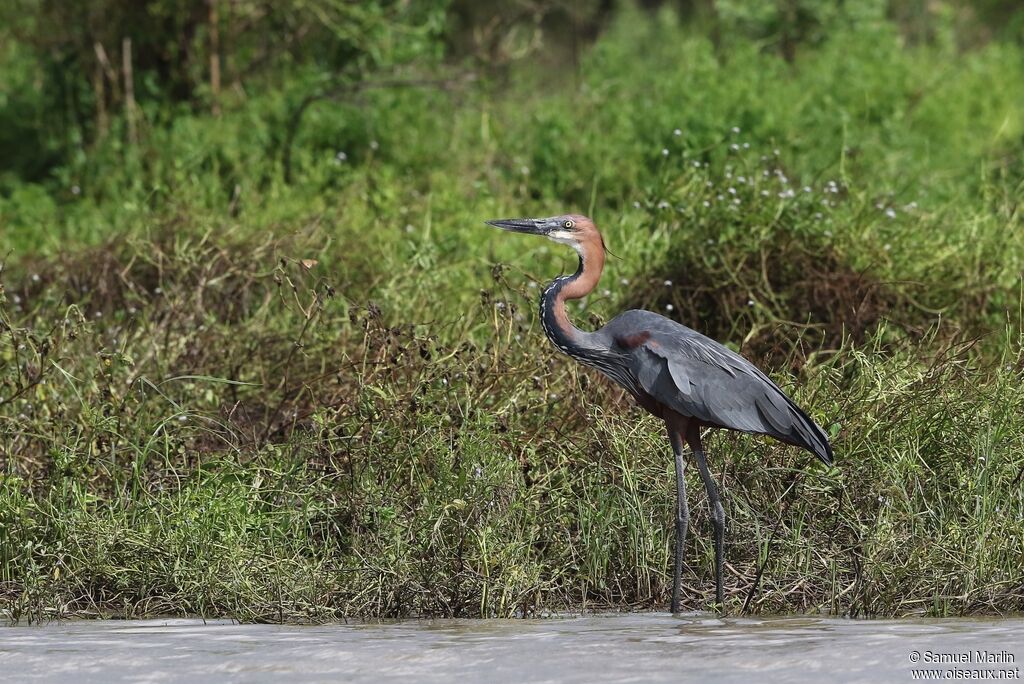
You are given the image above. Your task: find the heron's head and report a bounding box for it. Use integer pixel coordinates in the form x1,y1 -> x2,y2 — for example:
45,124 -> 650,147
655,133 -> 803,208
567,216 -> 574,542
485,214 -> 604,256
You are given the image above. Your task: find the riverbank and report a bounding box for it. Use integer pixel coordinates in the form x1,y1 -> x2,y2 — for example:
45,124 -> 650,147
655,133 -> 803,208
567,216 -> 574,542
2,6 -> 1023,622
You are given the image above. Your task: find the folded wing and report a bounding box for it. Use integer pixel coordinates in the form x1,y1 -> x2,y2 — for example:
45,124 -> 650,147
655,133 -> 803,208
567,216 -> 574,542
607,310 -> 833,465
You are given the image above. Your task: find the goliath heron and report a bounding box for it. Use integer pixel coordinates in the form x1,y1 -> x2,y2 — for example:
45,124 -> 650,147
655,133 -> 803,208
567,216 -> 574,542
486,214 -> 833,613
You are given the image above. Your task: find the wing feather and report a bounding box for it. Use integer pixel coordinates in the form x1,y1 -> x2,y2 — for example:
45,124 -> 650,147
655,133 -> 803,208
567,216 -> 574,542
601,309 -> 833,464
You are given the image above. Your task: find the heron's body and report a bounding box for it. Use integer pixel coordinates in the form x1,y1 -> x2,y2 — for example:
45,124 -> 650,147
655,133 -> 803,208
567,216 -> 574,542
487,213 -> 832,613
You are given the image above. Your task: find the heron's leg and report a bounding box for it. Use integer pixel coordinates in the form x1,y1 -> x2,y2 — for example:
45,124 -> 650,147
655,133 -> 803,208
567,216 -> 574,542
668,426 -> 689,614
692,447 -> 726,611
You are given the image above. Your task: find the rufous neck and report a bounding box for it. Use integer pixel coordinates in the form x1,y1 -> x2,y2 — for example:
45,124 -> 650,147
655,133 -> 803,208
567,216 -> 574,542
540,239 -> 605,349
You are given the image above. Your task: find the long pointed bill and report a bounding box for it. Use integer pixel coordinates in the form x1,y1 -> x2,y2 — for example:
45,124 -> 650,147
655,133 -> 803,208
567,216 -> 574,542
485,217 -> 552,235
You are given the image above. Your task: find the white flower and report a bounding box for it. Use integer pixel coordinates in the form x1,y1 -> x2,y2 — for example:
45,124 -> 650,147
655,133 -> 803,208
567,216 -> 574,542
369,140 -> 379,150
731,126 -> 741,134
692,161 -> 701,168
884,208 -> 897,219
674,128 -> 682,136
335,151 -> 347,162
662,148 -> 670,156
665,304 -> 674,312
663,279 -> 673,287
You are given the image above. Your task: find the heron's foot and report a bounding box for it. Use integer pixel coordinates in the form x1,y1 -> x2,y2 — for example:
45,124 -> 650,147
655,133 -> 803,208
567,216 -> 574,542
713,594 -> 726,617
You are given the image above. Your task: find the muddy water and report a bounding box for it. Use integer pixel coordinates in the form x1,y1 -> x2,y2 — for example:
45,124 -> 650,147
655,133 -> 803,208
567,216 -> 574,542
2,613 -> 1021,683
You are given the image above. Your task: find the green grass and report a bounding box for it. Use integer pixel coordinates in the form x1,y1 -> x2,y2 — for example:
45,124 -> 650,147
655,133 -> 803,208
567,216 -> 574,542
2,6 -> 1024,621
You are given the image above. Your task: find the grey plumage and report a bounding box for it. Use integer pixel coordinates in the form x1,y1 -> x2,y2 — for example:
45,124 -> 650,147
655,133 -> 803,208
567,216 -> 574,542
594,310 -> 833,465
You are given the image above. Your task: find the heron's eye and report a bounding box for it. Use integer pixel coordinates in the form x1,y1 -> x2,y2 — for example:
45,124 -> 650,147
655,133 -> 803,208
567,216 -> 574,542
563,220 -> 575,229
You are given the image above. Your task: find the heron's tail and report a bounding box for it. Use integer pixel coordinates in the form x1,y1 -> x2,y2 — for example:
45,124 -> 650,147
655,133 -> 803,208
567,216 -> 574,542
753,385 -> 834,465
783,400 -> 834,466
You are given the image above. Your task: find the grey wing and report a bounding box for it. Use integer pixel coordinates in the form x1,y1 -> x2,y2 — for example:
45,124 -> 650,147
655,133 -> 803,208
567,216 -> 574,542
605,310 -> 833,465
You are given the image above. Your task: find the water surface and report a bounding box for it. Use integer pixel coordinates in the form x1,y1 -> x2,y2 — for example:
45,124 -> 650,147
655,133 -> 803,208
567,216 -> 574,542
2,613 -> 1021,682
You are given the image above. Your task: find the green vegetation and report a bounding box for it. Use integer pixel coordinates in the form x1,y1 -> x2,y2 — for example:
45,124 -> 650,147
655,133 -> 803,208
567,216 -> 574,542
2,1 -> 1023,622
